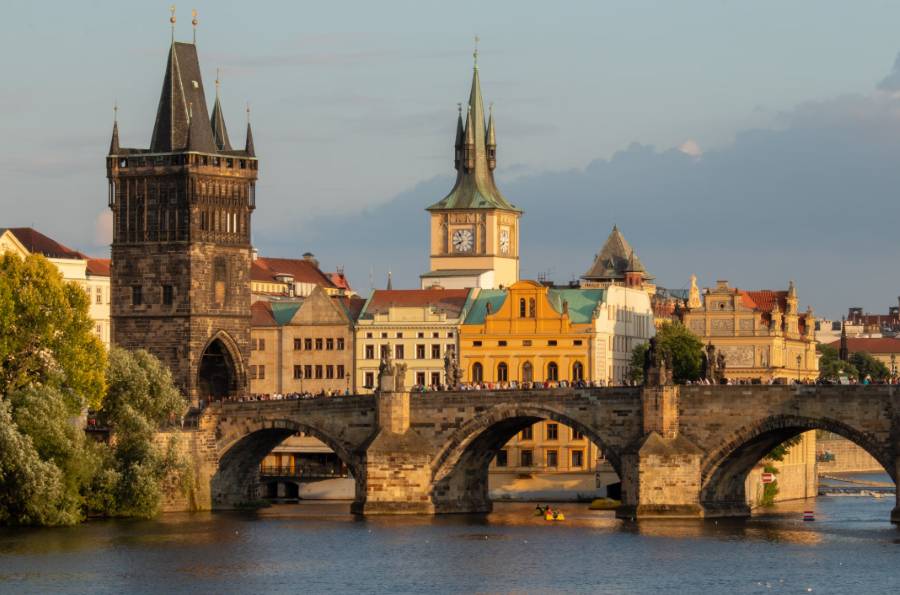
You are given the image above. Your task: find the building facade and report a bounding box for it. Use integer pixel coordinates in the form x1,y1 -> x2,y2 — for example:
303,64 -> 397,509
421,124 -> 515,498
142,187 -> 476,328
421,53 -> 521,290
249,287 -> 363,395
825,337 -> 900,377
251,252 -> 350,299
107,38 -> 258,402
354,289 -> 474,392
0,227 -> 111,346
682,278 -> 818,382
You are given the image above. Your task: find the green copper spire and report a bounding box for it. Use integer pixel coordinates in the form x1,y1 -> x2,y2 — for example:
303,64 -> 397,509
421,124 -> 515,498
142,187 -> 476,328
428,47 -> 519,212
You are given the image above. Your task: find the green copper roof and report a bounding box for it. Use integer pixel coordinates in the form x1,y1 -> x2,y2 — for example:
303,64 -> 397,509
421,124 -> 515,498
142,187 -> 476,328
427,65 -> 520,212
463,289 -> 508,324
547,288 -> 606,324
270,302 -> 301,326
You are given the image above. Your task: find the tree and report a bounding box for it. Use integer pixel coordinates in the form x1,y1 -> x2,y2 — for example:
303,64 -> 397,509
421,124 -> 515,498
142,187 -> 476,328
817,343 -> 857,381
629,343 -> 648,384
849,351 -> 890,382
0,253 -> 106,409
626,322 -> 704,384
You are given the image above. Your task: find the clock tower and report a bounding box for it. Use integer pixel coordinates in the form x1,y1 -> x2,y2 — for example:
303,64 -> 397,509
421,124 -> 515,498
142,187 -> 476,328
420,48 -> 521,290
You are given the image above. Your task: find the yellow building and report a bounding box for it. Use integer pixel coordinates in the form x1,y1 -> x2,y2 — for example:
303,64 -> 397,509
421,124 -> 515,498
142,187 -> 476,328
354,288 -> 475,393
682,278 -> 818,382
421,52 -> 521,290
1,227 -> 111,346
826,337 -> 900,377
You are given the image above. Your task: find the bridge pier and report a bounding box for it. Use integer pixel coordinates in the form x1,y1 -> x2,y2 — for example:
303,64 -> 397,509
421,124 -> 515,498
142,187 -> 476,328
351,391 -> 436,514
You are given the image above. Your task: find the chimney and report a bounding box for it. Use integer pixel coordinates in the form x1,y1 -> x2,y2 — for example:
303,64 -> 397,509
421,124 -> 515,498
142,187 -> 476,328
250,247 -> 259,261
302,252 -> 319,269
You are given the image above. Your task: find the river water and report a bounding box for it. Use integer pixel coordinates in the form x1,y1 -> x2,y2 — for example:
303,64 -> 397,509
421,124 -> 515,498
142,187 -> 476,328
1,479 -> 898,594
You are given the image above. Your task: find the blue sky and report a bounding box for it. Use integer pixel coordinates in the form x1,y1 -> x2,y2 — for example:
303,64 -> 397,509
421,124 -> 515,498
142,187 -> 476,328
2,1 -> 900,317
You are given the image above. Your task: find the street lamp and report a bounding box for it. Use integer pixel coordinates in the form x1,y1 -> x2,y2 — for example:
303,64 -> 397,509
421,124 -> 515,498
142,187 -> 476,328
796,354 -> 802,384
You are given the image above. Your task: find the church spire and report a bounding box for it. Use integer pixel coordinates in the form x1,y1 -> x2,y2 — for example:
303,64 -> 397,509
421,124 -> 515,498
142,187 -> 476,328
109,103 -> 120,155
150,40 -> 216,153
453,103 -> 464,170
210,69 -> 232,151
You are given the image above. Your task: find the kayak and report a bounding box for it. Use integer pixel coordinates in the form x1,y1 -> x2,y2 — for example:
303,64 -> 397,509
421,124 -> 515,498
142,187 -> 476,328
545,512 -> 565,522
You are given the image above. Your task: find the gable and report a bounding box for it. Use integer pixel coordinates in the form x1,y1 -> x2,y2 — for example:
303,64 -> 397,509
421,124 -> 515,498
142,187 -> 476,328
290,287 -> 349,325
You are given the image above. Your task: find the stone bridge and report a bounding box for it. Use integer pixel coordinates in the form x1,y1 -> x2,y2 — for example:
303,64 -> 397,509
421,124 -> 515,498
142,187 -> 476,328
179,385 -> 900,521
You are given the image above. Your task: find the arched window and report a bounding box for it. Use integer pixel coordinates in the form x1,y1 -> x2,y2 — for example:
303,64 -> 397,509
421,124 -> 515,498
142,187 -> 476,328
572,361 -> 584,382
519,298 -> 527,318
497,362 -> 508,382
472,362 -> 484,383
547,362 -> 559,381
522,361 -> 533,383
529,298 -> 536,318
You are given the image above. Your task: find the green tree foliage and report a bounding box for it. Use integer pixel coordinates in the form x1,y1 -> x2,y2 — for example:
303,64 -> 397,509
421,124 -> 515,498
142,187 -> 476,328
0,253 -> 105,408
849,351 -> 890,382
816,343 -> 857,381
628,322 -> 704,384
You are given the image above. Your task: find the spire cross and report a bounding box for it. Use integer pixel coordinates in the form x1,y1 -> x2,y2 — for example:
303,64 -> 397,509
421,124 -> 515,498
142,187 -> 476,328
170,5 -> 176,42
191,9 -> 198,44
473,35 -> 479,69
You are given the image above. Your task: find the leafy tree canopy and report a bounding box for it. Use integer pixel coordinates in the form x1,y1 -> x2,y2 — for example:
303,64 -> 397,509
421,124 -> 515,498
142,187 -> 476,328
627,322 -> 704,384
816,343 -> 857,381
849,351 -> 890,382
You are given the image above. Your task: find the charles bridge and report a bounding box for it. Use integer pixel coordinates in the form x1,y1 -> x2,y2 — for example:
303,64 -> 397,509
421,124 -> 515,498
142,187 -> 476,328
167,384 -> 900,522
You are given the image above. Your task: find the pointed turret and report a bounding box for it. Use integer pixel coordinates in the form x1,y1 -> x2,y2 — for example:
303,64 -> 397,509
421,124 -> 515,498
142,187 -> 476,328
454,105 -> 464,170
210,73 -> 232,151
245,121 -> 255,157
150,41 -> 216,153
582,225 -> 653,286
386,270 -> 393,291
109,120 -> 120,155
486,103 -> 496,170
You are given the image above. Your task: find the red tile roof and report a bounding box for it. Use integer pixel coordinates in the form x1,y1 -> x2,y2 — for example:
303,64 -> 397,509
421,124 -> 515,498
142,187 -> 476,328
336,296 -> 367,321
2,227 -> 85,260
86,258 -> 111,277
328,271 -> 353,292
826,337 -> 900,355
363,289 -> 471,318
250,301 -> 277,326
740,290 -> 788,313
251,256 -> 337,288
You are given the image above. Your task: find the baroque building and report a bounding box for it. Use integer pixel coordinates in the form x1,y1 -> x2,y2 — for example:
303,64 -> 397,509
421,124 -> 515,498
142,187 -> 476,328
107,38 -> 258,402
421,51 -> 521,290
682,278 -> 818,382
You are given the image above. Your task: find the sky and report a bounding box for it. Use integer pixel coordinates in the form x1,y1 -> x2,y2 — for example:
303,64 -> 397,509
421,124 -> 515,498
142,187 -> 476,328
2,1 -> 900,318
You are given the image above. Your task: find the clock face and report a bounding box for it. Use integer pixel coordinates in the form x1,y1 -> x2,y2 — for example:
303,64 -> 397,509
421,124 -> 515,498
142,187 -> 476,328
452,228 -> 474,253
499,228 -> 510,254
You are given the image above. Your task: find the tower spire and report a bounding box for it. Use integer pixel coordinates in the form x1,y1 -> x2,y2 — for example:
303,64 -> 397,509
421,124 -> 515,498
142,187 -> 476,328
453,103 -> 464,170
210,68 -> 232,151
486,102 -> 496,170
109,102 -> 120,155
244,102 -> 255,157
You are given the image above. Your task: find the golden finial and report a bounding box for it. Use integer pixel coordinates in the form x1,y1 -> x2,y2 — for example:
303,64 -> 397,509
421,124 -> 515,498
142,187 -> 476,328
215,67 -> 221,97
170,5 -> 176,42
473,35 -> 479,69
191,9 -> 198,44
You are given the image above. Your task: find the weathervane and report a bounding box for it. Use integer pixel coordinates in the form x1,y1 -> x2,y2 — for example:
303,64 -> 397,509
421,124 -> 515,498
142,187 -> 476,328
170,5 -> 176,42
192,9 -> 198,44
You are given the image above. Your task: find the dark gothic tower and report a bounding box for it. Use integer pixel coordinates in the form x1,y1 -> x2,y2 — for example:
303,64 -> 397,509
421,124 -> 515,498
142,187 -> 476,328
106,37 -> 258,403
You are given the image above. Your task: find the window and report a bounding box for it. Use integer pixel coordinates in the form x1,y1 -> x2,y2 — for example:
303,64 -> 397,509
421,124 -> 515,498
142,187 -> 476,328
249,365 -> 256,380
315,365 -> 323,379
497,362 -> 508,382
396,332 -> 403,339
162,284 -> 173,306
571,450 -> 584,468
473,340 -> 482,347
305,338 -> 313,350
472,362 -> 483,383
529,298 -> 536,318
546,449 -> 558,468
547,340 -> 557,347
381,332 -> 388,339
315,338 -> 323,350
522,340 -> 532,347
431,372 -> 441,387
572,429 -> 585,440
395,345 -> 404,359
572,362 -> 584,381
416,344 -> 426,359
498,340 -> 507,347
519,298 -> 526,318
366,332 -> 373,339
250,338 -> 258,350
364,372 -> 375,388
257,365 -> 265,380
337,338 -> 345,350
304,365 -> 313,379
326,365 -> 334,379
522,361 -> 533,382
95,287 -> 103,304
546,423 -> 559,441
381,344 -> 390,358
520,425 -> 533,440
365,345 -> 375,359
326,338 -> 334,350
258,338 -> 266,352
293,365 -> 302,379
294,338 -> 302,350
337,365 -> 344,379
520,449 -> 533,467
432,332 -> 440,338
417,332 -> 425,338
574,340 -> 583,346
547,362 -> 559,381
431,344 -> 441,359
132,285 -> 142,306
416,372 -> 426,386
496,450 -> 508,467
448,332 -> 454,338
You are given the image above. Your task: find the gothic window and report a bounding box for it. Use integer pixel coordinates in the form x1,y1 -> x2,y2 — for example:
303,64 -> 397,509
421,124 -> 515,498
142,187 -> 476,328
529,298 -> 536,318
213,257 -> 227,307
472,362 -> 483,383
572,361 -> 584,381
547,362 -> 559,381
497,362 -> 508,382
519,298 -> 527,318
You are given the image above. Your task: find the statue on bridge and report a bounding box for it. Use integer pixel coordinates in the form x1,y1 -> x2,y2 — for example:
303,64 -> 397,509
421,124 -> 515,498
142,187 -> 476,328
701,342 -> 727,384
378,352 -> 407,393
643,336 -> 673,387
443,346 -> 462,389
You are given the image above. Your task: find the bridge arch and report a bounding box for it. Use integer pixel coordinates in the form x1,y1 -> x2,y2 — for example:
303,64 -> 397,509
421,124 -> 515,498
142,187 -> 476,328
212,418 -> 363,508
700,414 -> 895,516
430,403 -> 620,513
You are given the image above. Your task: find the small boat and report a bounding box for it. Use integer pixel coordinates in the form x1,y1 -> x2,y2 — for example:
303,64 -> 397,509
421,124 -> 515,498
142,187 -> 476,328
803,510 -> 815,522
545,511 -> 565,522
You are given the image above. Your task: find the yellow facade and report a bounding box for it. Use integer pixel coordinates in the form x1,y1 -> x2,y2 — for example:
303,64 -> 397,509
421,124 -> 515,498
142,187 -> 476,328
682,278 -> 819,382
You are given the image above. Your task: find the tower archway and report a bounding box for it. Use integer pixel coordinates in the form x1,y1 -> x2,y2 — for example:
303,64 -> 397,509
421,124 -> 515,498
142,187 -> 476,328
198,332 -> 245,400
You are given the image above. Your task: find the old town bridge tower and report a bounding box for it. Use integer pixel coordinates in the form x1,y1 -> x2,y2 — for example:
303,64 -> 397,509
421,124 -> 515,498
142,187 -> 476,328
106,37 -> 257,403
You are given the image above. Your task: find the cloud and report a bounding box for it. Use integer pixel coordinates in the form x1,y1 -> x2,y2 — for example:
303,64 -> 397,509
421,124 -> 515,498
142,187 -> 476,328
877,52 -> 900,93
678,139 -> 702,157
